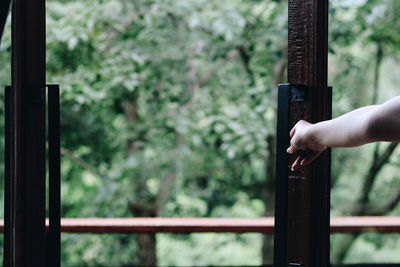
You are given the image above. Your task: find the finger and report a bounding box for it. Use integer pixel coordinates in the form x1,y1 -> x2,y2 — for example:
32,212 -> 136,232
290,120 -> 305,138
300,151 -> 322,166
287,146 -> 297,154
291,156 -> 301,171
291,153 -> 306,171
289,125 -> 296,138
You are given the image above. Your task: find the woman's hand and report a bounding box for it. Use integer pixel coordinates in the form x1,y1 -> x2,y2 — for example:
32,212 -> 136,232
287,120 -> 327,171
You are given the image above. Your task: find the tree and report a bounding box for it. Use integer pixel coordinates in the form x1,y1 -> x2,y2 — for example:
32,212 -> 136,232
329,0 -> 400,263
43,0 -> 288,265
1,0 -> 399,265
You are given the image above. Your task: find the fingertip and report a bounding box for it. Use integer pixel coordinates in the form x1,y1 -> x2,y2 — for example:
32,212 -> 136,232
291,157 -> 300,171
300,157 -> 309,166
287,146 -> 297,154
302,151 -> 321,166
291,164 -> 299,171
291,162 -> 297,171
300,159 -> 310,166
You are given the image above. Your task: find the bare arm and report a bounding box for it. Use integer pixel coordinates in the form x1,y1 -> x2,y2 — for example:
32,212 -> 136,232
287,96 -> 400,170
365,96 -> 400,142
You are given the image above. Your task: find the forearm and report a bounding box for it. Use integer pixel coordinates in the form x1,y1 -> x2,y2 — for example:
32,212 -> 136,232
366,96 -> 400,142
308,105 -> 378,147
309,96 -> 400,147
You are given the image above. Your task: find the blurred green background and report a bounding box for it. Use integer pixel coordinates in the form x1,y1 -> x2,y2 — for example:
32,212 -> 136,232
1,0 -> 400,266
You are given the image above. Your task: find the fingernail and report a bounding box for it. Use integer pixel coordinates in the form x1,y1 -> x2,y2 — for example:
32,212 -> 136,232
286,148 -> 290,153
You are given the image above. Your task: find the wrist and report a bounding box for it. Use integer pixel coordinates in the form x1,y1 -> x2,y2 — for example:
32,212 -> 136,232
306,122 -> 326,150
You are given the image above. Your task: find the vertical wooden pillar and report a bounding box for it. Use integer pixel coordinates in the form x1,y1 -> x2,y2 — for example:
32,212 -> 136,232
274,0 -> 330,267
4,0 -> 47,266
287,0 -> 330,265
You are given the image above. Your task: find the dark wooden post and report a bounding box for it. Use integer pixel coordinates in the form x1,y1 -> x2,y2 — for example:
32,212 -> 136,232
4,0 -> 47,266
274,1 -> 331,267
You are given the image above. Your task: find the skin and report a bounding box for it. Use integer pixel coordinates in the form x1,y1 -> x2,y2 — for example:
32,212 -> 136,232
287,96 -> 400,171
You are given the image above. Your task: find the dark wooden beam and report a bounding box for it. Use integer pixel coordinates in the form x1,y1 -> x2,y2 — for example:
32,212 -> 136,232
4,0 -> 47,266
276,0 -> 330,267
47,85 -> 61,267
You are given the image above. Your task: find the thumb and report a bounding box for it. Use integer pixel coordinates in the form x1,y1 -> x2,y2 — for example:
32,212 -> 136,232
287,145 -> 297,154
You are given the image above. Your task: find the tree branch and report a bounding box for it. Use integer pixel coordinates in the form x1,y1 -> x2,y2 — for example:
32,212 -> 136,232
155,132 -> 184,215
182,49 -> 239,109
237,45 -> 255,86
59,146 -> 107,179
198,49 -> 239,87
334,142 -> 399,263
381,190 -> 400,214
353,142 -> 399,215
128,201 -> 158,217
366,190 -> 400,216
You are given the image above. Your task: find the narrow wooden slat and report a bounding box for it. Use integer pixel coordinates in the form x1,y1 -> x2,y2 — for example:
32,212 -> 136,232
0,217 -> 399,234
274,84 -> 290,263
47,84 -> 61,267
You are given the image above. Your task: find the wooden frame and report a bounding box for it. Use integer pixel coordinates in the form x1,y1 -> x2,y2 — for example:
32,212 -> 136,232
2,1 -> 61,267
1,0 -> 399,266
274,1 -> 330,266
4,0 -> 47,266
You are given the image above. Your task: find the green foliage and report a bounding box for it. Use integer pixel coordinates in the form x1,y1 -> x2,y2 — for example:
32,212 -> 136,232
158,233 -> 263,266
41,0 -> 285,265
0,0 -> 400,266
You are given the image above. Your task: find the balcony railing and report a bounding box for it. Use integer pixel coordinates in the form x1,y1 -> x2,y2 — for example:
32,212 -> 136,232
0,217 -> 399,266
1,216 -> 400,234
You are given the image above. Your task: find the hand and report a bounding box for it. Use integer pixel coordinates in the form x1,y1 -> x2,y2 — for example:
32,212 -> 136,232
287,120 -> 327,171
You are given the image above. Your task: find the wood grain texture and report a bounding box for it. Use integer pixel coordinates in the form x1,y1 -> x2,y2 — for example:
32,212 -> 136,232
286,0 -> 330,266
0,217 -> 399,234
288,0 -> 314,85
287,86 -> 313,265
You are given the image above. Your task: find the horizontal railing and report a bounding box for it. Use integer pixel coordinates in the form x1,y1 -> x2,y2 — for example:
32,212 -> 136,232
1,217 -> 400,234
